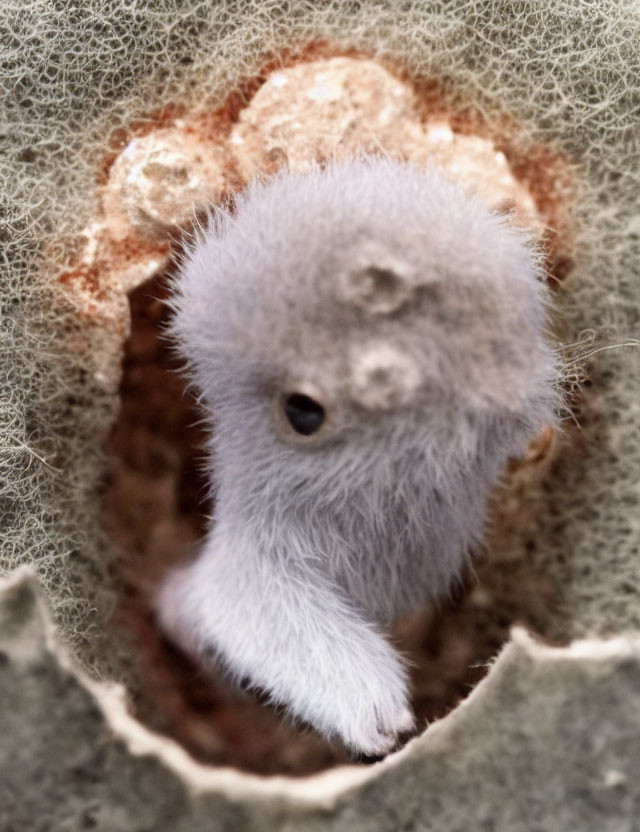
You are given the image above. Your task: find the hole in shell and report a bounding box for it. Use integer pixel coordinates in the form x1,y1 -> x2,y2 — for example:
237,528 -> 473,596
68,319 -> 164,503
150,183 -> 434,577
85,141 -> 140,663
103,267 -> 574,776
89,46 -> 580,777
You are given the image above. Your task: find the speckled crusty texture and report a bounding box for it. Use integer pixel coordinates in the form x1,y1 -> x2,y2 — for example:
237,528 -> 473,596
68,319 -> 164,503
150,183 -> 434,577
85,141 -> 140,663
1,0 -> 639,694
4,569 -> 640,831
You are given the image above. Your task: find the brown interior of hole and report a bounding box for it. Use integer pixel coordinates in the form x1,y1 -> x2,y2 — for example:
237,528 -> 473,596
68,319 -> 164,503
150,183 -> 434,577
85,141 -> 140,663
100,49 -> 579,777
103,269 -> 574,776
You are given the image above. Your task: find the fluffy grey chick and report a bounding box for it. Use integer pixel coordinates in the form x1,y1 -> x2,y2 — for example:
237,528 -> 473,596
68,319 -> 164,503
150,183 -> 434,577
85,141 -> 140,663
156,157 -> 559,756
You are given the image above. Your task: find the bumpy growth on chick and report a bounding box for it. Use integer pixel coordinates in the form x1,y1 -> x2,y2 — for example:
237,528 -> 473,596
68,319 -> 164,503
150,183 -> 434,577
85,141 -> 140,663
157,157 -> 560,755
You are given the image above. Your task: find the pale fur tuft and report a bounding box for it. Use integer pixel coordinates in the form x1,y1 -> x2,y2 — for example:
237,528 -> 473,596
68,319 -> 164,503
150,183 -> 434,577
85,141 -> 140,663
156,157 -> 560,754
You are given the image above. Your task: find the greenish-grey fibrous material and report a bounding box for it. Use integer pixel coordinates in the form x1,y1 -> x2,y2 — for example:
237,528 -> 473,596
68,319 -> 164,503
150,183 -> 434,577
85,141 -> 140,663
1,0 -> 639,683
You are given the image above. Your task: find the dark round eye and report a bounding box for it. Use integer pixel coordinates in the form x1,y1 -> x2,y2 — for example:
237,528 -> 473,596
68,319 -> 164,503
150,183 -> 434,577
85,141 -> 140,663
283,393 -> 326,436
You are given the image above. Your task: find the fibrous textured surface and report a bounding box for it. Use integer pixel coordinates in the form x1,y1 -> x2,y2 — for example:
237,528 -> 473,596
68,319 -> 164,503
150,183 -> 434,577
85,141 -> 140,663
3,0 -> 639,677
4,569 -> 640,831
1,0 -> 639,806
